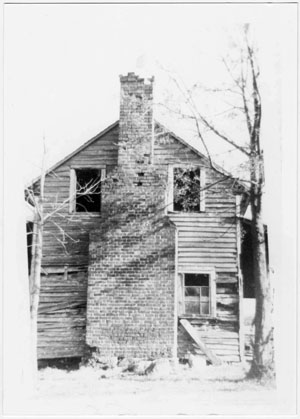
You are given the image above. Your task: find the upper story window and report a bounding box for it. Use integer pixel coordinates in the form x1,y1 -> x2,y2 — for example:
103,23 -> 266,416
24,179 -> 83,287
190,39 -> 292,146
69,168 -> 105,213
167,166 -> 205,212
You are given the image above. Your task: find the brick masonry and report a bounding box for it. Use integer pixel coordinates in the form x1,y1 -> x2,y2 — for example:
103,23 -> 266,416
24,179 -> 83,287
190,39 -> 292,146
86,73 -> 177,358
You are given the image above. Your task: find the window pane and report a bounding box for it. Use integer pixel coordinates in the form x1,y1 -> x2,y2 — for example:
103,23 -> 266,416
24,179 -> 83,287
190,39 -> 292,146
185,273 -> 209,287
200,302 -> 210,315
185,300 -> 200,315
185,286 -> 200,297
201,286 -> 209,297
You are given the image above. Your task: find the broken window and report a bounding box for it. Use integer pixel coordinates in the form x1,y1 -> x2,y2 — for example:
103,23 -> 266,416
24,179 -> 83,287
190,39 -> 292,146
168,167 -> 205,212
184,273 -> 210,316
70,168 -> 104,213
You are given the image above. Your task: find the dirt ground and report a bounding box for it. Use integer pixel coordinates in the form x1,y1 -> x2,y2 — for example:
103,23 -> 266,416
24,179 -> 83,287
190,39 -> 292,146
4,362 -> 293,416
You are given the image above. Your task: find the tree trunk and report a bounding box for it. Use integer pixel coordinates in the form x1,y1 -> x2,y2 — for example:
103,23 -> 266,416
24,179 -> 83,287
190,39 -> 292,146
249,177 -> 275,380
29,221 -> 43,377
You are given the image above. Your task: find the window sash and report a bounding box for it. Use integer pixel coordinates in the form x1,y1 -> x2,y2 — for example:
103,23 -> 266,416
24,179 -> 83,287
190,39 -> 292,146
184,284 -> 211,316
178,269 -> 216,318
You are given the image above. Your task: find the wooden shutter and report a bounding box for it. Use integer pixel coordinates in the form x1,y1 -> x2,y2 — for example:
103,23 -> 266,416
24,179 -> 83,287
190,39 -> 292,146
200,168 -> 206,212
100,168 -> 106,212
69,168 -> 76,213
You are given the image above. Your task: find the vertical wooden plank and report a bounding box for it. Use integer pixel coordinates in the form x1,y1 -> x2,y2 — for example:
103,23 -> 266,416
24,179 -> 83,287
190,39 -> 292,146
69,168 -> 76,213
210,270 -> 217,317
200,168 -> 206,212
100,168 -> 106,181
173,228 -> 179,359
100,168 -> 106,213
177,273 -> 184,316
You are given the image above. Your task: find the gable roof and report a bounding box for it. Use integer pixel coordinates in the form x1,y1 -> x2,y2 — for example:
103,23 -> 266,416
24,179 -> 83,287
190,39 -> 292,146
28,119 -> 249,198
28,120 -> 119,188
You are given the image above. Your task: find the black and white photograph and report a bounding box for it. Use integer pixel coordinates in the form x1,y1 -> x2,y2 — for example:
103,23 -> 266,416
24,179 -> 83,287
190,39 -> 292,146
2,1 -> 298,417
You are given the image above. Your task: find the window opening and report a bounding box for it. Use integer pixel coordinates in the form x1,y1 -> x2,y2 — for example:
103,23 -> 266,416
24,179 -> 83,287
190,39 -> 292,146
173,168 -> 200,212
184,273 -> 210,315
75,169 -> 101,212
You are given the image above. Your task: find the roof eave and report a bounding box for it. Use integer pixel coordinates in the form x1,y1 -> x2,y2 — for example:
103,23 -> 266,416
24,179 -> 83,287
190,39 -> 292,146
27,120 -> 119,188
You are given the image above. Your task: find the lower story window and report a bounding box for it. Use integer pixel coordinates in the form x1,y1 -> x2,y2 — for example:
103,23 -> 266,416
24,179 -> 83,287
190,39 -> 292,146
184,273 -> 210,315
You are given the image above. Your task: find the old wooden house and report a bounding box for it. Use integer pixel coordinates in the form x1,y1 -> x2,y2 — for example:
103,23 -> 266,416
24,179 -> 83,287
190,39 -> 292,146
29,73 -> 255,364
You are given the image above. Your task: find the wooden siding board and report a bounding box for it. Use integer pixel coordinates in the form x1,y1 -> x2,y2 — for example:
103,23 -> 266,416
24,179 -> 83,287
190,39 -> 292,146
177,320 -> 240,361
41,125 -> 118,267
38,269 -> 88,359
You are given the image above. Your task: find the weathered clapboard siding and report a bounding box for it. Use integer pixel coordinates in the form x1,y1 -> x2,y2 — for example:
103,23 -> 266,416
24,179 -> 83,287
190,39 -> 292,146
38,267 -> 88,359
155,131 -> 241,360
177,319 -> 240,362
35,125 -> 119,358
154,133 -> 239,274
39,125 -> 119,267
216,277 -> 238,322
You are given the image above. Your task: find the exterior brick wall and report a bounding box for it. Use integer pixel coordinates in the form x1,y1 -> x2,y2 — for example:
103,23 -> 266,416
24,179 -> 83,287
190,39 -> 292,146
86,73 -> 177,358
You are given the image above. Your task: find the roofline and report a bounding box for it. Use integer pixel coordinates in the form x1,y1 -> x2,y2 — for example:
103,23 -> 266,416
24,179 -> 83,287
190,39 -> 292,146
155,121 -> 249,193
28,120 -> 119,187
155,121 -> 207,161
28,118 -> 249,196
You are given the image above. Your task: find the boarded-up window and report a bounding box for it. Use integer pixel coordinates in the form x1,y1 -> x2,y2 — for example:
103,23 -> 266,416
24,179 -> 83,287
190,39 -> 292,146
184,273 -> 210,316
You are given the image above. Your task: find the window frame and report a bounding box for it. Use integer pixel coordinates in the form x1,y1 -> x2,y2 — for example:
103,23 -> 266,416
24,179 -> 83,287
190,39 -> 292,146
167,165 -> 206,213
177,267 -> 216,318
184,275 -> 210,316
69,166 -> 106,214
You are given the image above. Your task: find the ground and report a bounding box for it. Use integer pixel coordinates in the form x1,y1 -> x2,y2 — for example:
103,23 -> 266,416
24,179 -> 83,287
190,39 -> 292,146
4,362 -> 291,416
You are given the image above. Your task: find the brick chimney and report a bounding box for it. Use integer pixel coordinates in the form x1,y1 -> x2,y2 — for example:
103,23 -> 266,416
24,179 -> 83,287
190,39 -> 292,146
118,72 -> 154,167
86,73 -> 177,359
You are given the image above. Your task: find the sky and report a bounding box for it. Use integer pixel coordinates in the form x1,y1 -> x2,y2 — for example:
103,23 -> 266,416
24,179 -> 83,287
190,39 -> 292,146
4,3 -> 296,181
2,2 -> 298,404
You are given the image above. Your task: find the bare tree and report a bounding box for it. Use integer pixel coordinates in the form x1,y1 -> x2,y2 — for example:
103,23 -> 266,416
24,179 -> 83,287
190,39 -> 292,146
163,26 -> 274,380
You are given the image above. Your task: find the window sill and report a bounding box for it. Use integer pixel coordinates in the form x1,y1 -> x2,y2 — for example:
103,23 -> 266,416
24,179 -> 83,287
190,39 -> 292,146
179,314 -> 216,320
167,210 -> 203,215
71,212 -> 102,217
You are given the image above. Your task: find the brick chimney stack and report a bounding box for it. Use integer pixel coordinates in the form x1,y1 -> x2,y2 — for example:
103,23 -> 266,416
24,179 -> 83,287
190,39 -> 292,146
118,72 -> 154,167
86,73 -> 176,359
